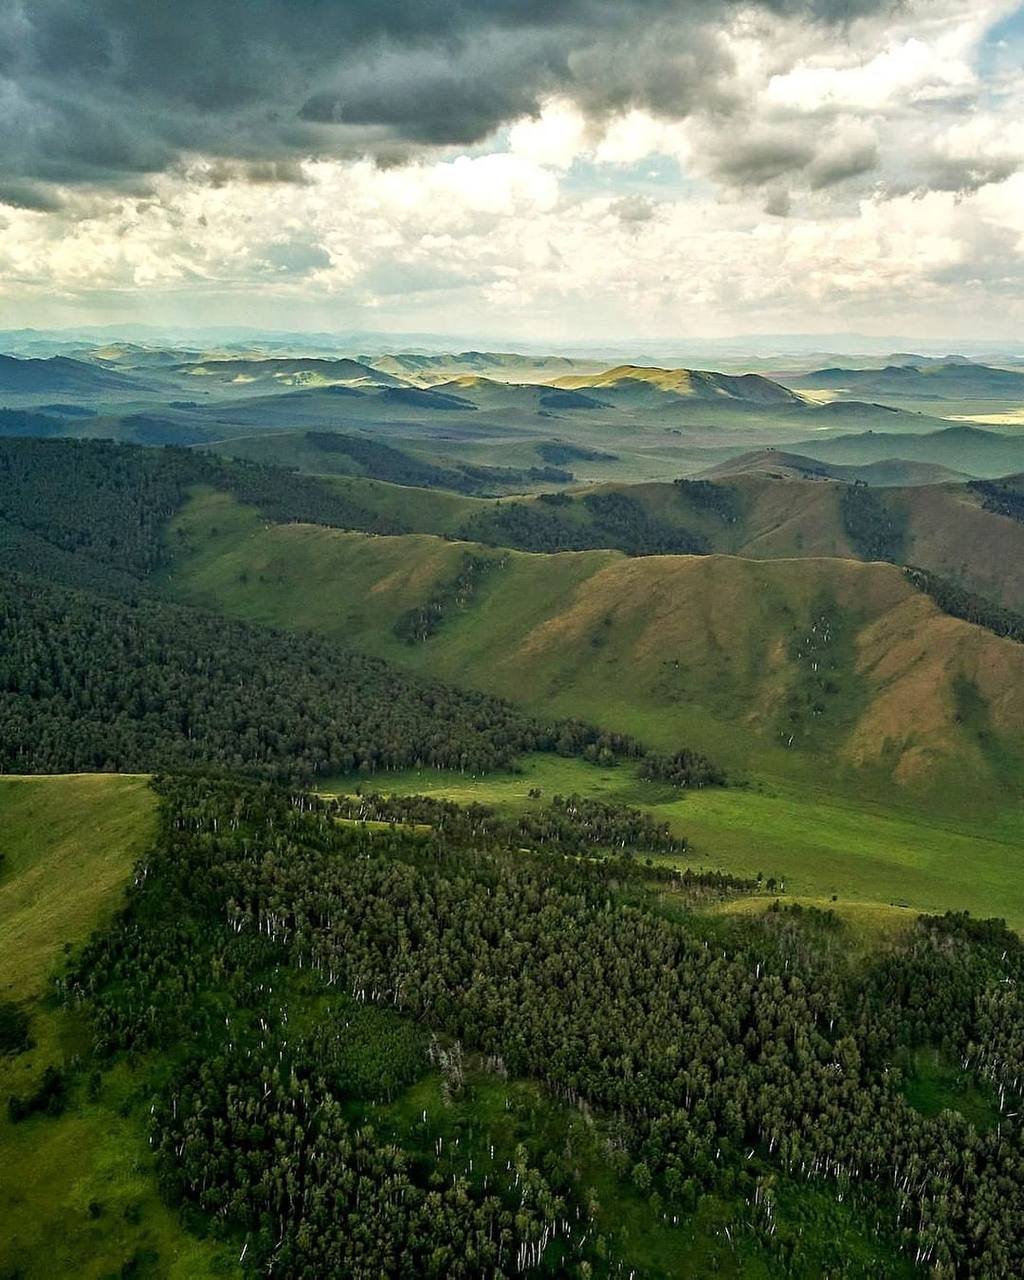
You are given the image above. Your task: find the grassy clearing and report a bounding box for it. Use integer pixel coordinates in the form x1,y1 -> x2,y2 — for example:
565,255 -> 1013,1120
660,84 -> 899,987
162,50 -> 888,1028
0,774 -> 234,1279
328,754 -> 1024,933
901,1046 -> 1000,1130
0,774 -> 155,1012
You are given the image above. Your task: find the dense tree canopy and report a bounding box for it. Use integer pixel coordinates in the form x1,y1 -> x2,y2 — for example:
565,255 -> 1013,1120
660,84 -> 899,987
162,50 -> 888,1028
61,777 -> 1024,1277
905,566 -> 1024,644
0,571 -> 633,780
457,491 -> 708,557
0,436 -> 397,595
303,432 -> 572,495
839,485 -> 908,563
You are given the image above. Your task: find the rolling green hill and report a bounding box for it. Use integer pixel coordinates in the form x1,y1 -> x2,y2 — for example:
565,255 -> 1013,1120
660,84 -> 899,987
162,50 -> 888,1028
297,467 -> 1024,611
165,489 -> 1024,805
550,364 -> 805,406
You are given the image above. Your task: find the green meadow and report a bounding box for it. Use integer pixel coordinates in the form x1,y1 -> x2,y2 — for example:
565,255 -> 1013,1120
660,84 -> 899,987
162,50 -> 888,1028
323,753 -> 1024,934
0,774 -> 235,1280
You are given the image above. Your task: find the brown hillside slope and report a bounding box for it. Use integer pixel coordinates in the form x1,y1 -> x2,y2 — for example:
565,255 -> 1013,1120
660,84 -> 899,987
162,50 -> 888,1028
898,484 -> 1024,609
603,475 -> 1024,608
480,554 -> 1024,786
165,495 -> 1024,796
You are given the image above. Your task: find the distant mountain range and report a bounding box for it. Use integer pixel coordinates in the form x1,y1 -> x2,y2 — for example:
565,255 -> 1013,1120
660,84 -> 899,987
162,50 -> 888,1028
368,351 -> 604,384
174,357 -> 407,389
783,361 -> 1024,400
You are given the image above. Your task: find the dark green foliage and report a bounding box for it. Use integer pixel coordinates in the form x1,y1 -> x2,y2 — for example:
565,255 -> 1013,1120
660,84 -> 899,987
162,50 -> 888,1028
638,748 -> 727,788
457,491 -> 709,557
0,1000 -> 30,1054
457,501 -> 586,552
155,1040 -> 571,1277
393,552 -> 507,644
0,571 -> 605,779
333,789 -> 695,860
535,441 -> 618,465
969,479 -> 1024,524
581,492 -> 710,556
71,778 -> 1024,1276
673,478 -> 741,523
7,1066 -> 67,1122
0,437 -> 197,582
839,484 -> 908,562
0,437 -> 397,596
777,607 -> 858,749
905,566 -> 1024,643
305,431 -> 482,492
305,432 -> 571,495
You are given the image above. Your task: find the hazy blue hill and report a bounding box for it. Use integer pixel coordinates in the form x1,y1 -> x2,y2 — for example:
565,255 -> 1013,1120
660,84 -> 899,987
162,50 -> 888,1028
786,361 -> 1024,399
792,425 -> 1024,477
0,353 -> 148,396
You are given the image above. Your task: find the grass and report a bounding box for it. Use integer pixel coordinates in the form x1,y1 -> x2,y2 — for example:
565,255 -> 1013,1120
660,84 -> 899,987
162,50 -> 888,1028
165,490 -> 1024,789
0,774 -> 155,1013
164,488 -> 1024,932
324,753 -> 1024,933
901,1047 -> 1000,1130
0,774 -> 235,1279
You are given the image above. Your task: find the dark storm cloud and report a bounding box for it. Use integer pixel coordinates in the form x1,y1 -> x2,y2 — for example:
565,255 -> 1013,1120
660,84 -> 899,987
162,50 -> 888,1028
712,136 -> 817,186
0,0 -> 896,190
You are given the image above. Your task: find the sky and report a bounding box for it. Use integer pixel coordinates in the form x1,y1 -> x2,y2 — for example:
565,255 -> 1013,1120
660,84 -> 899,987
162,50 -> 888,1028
0,0 -> 1022,342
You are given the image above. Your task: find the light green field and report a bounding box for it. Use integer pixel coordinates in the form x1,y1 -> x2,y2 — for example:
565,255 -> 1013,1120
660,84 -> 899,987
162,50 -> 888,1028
325,754 -> 1024,933
166,489 -> 1024,935
0,774 -> 235,1280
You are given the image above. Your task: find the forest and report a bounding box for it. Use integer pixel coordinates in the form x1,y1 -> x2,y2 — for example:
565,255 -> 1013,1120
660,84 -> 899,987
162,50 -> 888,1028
302,432 -> 572,494
839,485 -> 908,563
0,570 -> 640,779
0,437 -> 398,595
457,491 -> 709,557
393,552 -> 508,644
33,776 -> 1024,1277
0,568 -> 723,787
904,567 -> 1024,644
969,478 -> 1024,525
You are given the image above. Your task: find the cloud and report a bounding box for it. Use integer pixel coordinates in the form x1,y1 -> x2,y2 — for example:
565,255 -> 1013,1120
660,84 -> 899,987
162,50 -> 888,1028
0,0 -> 904,191
0,0 -> 1021,341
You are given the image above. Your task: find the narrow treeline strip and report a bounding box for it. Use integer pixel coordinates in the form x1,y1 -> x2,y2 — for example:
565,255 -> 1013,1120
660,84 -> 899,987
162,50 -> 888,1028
905,565 -> 1024,644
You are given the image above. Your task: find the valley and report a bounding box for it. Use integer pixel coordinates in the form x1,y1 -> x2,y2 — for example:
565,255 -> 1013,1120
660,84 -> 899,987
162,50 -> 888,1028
3,341 -> 1024,1279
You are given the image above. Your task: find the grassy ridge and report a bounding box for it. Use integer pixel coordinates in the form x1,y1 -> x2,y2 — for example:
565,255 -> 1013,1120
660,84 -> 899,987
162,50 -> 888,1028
190,461 -> 1024,608
165,490 -> 1024,802
0,774 -> 233,1279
